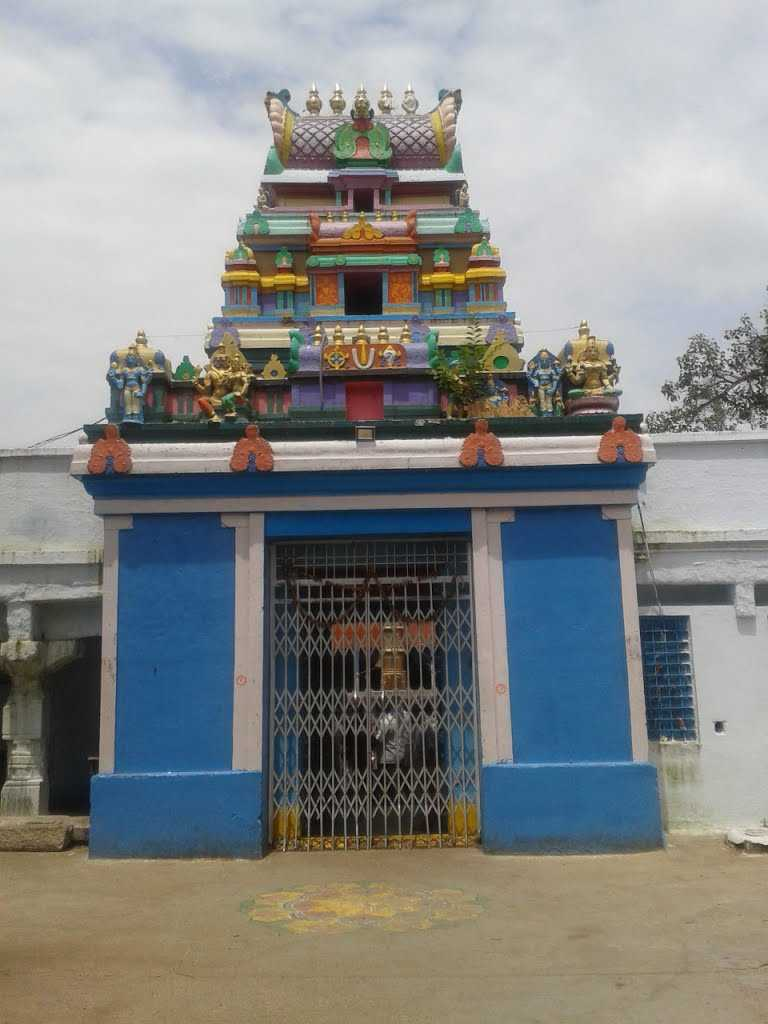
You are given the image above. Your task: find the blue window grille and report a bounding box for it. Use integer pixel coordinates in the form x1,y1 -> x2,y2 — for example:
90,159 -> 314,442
640,615 -> 697,741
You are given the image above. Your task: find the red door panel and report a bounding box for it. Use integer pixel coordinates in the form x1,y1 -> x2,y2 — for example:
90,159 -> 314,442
345,382 -> 384,421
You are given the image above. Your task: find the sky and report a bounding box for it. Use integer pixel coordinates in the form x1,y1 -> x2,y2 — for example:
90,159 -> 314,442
3,1 -> 768,447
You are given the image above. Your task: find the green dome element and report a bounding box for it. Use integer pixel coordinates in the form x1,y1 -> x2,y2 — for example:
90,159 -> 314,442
173,355 -> 200,381
226,241 -> 256,262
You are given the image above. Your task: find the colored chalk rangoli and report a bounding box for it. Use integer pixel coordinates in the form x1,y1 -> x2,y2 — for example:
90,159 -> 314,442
240,882 -> 485,934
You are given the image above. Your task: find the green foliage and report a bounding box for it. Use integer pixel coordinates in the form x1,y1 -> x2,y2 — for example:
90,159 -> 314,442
647,293 -> 768,432
430,317 -> 489,413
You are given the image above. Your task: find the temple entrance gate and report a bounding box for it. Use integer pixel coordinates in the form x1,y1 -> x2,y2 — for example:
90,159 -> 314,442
269,538 -> 480,851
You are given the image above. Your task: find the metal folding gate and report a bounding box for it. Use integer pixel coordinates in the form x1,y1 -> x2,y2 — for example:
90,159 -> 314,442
269,538 -> 480,851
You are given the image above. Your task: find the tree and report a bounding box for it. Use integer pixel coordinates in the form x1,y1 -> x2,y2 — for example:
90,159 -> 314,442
430,317 -> 490,416
647,293 -> 768,432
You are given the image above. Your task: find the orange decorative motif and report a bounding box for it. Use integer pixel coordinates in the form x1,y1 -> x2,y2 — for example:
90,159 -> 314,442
230,424 -> 274,472
388,272 -> 413,304
459,420 -> 504,468
87,424 -> 132,475
314,275 -> 339,306
597,416 -> 643,464
331,620 -> 434,653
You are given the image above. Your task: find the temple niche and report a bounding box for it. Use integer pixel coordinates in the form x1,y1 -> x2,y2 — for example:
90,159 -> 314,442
101,82 -> 626,434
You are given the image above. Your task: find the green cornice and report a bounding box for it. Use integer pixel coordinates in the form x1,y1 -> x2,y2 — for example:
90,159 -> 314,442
306,254 -> 422,268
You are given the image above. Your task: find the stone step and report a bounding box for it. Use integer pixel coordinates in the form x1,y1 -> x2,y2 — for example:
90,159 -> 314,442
726,827 -> 768,853
0,816 -> 89,852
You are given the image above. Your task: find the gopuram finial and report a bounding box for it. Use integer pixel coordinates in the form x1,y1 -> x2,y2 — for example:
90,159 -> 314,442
329,83 -> 345,114
352,83 -> 371,119
305,82 -> 322,115
402,82 -> 419,114
378,82 -> 393,114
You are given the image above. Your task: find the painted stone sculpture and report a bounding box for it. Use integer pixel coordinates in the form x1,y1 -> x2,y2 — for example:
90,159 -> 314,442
526,349 -> 563,417
196,334 -> 253,422
87,424 -> 132,475
562,320 -> 622,415
230,424 -> 274,472
459,420 -> 504,468
597,416 -> 643,464
107,351 -> 152,424
107,329 -> 169,424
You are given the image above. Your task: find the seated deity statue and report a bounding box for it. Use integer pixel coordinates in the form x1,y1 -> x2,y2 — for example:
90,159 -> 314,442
565,336 -> 621,397
196,335 -> 253,422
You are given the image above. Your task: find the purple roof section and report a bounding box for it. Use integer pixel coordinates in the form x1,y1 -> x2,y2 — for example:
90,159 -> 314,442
265,89 -> 462,170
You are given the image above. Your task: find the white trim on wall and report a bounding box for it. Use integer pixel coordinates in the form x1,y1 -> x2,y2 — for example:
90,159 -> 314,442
98,515 -> 133,774
71,434 -> 657,477
221,513 -> 265,772
93,488 -> 639,517
471,510 -> 514,765
603,504 -> 649,762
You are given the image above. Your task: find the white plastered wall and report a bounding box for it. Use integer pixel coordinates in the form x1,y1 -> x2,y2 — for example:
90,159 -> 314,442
637,431 -> 768,831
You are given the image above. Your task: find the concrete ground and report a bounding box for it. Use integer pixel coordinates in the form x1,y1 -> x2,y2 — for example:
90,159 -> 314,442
1,837 -> 767,1024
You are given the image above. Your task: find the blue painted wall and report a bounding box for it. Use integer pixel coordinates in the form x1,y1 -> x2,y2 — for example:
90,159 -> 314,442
501,507 -> 632,763
481,763 -> 662,853
84,463 -> 647,500
90,771 -> 263,858
266,508 -> 470,539
115,513 -> 235,772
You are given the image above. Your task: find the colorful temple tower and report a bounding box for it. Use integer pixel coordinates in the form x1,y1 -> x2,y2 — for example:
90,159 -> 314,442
73,83 -> 661,857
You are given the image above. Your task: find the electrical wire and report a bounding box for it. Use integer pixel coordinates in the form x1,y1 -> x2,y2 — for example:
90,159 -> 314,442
637,502 -> 664,616
27,418 -> 105,449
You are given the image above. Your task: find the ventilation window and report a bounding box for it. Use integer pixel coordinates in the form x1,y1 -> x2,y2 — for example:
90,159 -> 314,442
637,583 -> 733,606
640,615 -> 698,741
344,273 -> 382,315
353,189 -> 374,212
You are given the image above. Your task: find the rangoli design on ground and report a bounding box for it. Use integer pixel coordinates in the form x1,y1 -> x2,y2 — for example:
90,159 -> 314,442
240,882 -> 485,934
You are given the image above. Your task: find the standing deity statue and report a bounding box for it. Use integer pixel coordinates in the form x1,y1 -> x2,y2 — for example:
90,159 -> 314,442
526,349 -> 564,416
106,329 -> 169,424
456,182 -> 470,208
195,335 -> 253,422
107,347 -> 153,424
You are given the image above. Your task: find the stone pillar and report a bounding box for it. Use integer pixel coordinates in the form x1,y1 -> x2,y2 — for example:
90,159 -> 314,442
0,602 -> 80,816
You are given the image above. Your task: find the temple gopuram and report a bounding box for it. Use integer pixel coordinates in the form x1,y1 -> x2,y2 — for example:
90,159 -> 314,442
72,83 -> 662,858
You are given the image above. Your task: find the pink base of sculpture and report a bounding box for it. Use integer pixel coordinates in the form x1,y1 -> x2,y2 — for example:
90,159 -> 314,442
565,395 -> 621,416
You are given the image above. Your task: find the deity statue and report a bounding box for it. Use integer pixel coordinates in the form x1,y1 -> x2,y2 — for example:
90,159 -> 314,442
456,182 -> 469,208
526,349 -> 563,417
195,334 -> 253,422
107,347 -> 153,424
106,329 -> 170,424
562,320 -> 622,414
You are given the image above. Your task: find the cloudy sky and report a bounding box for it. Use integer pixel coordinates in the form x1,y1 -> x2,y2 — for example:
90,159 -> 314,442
3,1 -> 767,447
